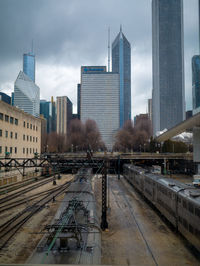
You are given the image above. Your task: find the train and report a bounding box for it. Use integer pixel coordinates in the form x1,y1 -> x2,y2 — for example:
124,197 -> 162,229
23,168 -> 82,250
123,164 -> 200,253
28,168 -> 101,265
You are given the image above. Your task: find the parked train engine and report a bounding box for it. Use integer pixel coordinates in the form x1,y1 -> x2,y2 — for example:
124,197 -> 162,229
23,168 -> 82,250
28,168 -> 101,265
123,164 -> 200,253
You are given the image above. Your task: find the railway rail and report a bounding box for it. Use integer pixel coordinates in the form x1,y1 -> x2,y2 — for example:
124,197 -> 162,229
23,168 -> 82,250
0,179 -> 72,251
0,183 -> 70,214
0,177 -> 56,205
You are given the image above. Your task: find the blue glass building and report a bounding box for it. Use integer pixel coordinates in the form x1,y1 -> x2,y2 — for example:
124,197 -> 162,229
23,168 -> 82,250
40,97 -> 56,133
23,52 -> 35,82
112,26 -> 131,128
0,92 -> 11,104
192,55 -> 200,113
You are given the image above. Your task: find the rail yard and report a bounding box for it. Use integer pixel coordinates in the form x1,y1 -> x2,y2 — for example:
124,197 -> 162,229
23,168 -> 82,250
0,157 -> 199,265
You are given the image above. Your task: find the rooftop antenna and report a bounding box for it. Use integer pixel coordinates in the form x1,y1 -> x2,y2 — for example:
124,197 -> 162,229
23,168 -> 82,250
108,27 -> 110,72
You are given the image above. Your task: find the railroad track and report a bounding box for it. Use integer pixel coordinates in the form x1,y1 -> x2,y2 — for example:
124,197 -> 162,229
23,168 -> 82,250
110,177 -> 158,266
0,174 -> 48,195
0,179 -> 72,250
0,185 -> 65,214
0,177 -> 55,205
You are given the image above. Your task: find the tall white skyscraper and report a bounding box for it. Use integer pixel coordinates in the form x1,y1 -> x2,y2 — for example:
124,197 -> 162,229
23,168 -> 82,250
14,71 -> 40,117
81,68 -> 119,150
152,0 -> 185,135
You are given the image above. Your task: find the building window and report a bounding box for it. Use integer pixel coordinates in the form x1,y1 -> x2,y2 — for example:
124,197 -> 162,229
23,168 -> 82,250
27,135 -> 29,141
5,131 -> 8,138
15,133 -> 17,139
10,147 -> 12,154
5,146 -> 8,153
0,113 -> 3,120
30,124 -> 32,129
36,148 -> 37,153
24,121 -> 26,127
33,125 -> 35,130
30,136 -> 32,142
36,126 -> 38,131
10,132 -> 13,138
5,115 -> 9,122
23,134 -> 25,141
0,146 -> 2,153
33,137 -> 35,142
23,148 -> 25,154
27,148 -> 28,154
15,118 -> 18,125
30,148 -> 32,154
15,147 -> 17,154
33,148 -> 35,153
0,129 -> 2,137
36,137 -> 38,143
10,117 -> 14,124
27,123 -> 29,128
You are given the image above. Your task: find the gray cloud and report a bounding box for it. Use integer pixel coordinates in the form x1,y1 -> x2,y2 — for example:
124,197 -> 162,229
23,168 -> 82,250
0,0 -> 198,117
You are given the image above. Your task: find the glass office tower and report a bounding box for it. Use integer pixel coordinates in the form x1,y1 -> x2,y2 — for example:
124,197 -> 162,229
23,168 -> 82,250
14,71 -> 40,117
152,0 -> 185,135
23,52 -> 35,82
192,55 -> 200,114
112,26 -> 131,128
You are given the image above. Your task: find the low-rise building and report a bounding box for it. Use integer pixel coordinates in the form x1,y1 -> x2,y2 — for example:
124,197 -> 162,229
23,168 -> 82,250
0,100 -> 41,158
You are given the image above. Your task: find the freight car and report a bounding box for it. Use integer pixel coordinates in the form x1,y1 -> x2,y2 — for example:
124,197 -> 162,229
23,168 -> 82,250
123,164 -> 200,253
28,168 -> 101,265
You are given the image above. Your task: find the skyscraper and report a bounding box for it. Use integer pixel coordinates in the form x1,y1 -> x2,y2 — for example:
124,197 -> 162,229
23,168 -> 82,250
112,26 -> 131,128
192,0 -> 200,115
40,98 -> 56,134
152,0 -> 185,135
56,96 -> 72,135
81,67 -> 119,150
14,71 -> 40,117
23,52 -> 35,82
192,55 -> 200,114
77,83 -> 81,120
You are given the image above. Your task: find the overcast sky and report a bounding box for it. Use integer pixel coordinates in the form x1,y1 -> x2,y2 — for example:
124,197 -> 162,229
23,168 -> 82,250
0,0 -> 198,117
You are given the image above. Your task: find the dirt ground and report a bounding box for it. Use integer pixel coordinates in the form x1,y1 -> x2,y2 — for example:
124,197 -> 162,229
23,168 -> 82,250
0,174 -> 73,264
94,175 -> 200,266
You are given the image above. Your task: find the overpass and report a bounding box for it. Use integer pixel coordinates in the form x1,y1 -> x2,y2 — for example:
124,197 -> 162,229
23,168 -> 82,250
156,112 -> 200,172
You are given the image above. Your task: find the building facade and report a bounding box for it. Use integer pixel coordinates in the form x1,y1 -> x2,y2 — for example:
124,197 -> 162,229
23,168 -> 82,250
0,92 -> 11,105
192,55 -> 200,114
112,26 -> 131,127
152,0 -> 185,135
40,97 -> 56,134
56,96 -> 72,135
0,100 -> 41,158
77,83 -> 81,120
14,71 -> 40,118
23,52 -> 35,82
81,71 -> 119,150
148,99 -> 152,121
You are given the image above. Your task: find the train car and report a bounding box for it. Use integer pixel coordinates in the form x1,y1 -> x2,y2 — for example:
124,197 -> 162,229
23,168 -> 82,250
177,188 -> 200,253
154,178 -> 187,227
143,173 -> 160,205
28,168 -> 101,265
123,164 -> 145,193
123,164 -> 200,252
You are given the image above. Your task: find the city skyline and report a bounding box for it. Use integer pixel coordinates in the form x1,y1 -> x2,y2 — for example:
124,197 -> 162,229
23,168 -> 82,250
0,0 -> 198,117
